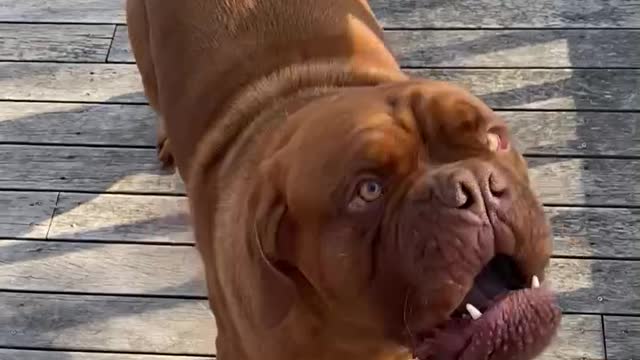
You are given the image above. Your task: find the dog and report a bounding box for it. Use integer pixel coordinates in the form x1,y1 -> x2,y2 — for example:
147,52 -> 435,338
126,1 -> 562,359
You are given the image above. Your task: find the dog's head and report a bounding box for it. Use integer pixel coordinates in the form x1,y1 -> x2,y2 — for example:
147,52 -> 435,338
251,80 -> 561,359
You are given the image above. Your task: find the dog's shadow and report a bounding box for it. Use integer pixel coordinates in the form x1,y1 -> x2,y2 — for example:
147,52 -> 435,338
0,91 -> 205,355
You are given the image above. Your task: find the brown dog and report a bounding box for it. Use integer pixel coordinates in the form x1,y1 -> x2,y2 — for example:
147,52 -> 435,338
126,1 -> 561,359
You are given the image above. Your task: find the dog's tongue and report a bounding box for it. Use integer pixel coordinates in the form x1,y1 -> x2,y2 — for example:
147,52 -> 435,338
413,289 -> 561,360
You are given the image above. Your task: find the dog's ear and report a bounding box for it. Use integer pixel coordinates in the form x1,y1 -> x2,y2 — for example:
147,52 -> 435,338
249,157 -> 297,329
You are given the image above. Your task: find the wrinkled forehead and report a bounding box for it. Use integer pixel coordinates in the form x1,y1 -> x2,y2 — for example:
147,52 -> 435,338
289,82 -> 505,165
289,87 -> 418,169
278,82 -> 519,212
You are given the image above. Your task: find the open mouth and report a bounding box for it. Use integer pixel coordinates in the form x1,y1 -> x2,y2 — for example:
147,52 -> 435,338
412,255 -> 562,360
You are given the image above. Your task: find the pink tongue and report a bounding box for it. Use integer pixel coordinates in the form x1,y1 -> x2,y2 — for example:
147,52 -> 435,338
414,289 -> 562,360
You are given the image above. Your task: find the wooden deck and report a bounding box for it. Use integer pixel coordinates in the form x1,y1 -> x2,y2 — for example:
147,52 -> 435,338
0,0 -> 638,359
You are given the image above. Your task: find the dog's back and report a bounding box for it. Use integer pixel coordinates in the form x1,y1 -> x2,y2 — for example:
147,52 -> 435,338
127,0 -> 399,177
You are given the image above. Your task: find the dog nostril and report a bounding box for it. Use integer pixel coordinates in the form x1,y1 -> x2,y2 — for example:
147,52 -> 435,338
489,173 -> 508,198
490,187 -> 505,198
457,182 -> 475,209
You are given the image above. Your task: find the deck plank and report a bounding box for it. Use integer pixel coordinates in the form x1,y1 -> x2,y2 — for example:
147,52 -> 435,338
3,101 -> 637,156
48,193 -> 191,243
0,0 -> 126,24
386,29 -> 640,68
0,238 -> 635,314
2,0 -> 639,28
47,193 -> 639,258
107,25 -> 131,63
548,207 -> 640,259
408,68 -> 640,111
8,191 -> 637,257
2,63 -> 639,110
21,191 -> 640,257
550,259 -> 640,314
504,111 -> 640,157
0,24 -> 114,62
0,145 -> 183,194
604,316 -> 640,360
538,315 -> 605,360
1,145 -> 638,204
0,292 -> 216,354
0,102 -> 155,146
528,158 -> 640,206
0,293 -> 604,360
0,63 -> 144,103
0,290 -> 602,358
0,349 -> 213,360
109,26 -> 640,68
369,0 -> 640,28
0,191 -> 57,238
0,240 -> 205,296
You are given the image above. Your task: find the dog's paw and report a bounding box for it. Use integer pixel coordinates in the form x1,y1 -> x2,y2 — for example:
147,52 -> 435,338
156,118 -> 175,170
157,135 -> 175,169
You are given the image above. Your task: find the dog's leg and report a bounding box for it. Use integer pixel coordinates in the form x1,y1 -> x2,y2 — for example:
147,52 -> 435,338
127,0 -> 175,169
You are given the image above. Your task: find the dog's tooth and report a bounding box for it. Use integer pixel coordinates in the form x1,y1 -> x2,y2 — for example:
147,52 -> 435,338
466,303 -> 482,320
532,275 -> 540,289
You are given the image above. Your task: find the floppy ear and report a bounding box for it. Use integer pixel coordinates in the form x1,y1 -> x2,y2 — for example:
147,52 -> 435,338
249,159 -> 297,329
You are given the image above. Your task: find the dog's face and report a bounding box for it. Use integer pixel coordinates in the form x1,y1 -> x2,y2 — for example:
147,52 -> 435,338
257,80 -> 561,359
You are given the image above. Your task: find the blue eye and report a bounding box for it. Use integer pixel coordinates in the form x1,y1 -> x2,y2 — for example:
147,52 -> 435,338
358,180 -> 383,201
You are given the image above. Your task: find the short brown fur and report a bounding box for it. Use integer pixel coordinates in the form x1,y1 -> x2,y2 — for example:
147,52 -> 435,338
127,1 -> 557,360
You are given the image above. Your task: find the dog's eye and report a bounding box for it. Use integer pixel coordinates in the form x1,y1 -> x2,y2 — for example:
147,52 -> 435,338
358,180 -> 383,201
347,179 -> 384,212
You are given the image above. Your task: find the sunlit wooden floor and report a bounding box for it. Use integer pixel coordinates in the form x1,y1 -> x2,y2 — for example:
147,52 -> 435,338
0,0 -> 638,359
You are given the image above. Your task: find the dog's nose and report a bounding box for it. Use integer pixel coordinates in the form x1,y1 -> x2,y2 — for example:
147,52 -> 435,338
455,171 -> 483,211
434,166 -> 508,216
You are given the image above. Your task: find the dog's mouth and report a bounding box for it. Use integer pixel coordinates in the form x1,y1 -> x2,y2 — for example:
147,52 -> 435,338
411,255 -> 562,360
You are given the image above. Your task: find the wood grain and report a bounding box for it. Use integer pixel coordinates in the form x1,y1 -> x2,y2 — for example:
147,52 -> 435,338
0,0 -> 635,357
3,98 -> 636,156
0,0 -> 126,23
0,191 -> 57,238
45,191 -> 640,257
604,316 -> 640,360
0,63 -> 144,103
43,191 -> 640,257
0,292 -> 216,354
0,349 -> 213,360
48,193 -> 191,243
1,144 -> 637,204
528,157 -> 640,206
369,0 -> 640,28
0,292 -> 596,358
387,29 -> 640,68
0,145 -> 183,194
0,240 -> 206,296
503,111 -> 640,157
3,63 -> 638,111
547,207 -> 639,259
0,24 -> 114,62
1,240 -> 635,315
107,25 -> 131,63
3,0 -> 639,28
538,315 -> 605,360
110,26 -> 640,68
408,69 -> 640,111
550,259 -> 640,314
0,102 -> 155,146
